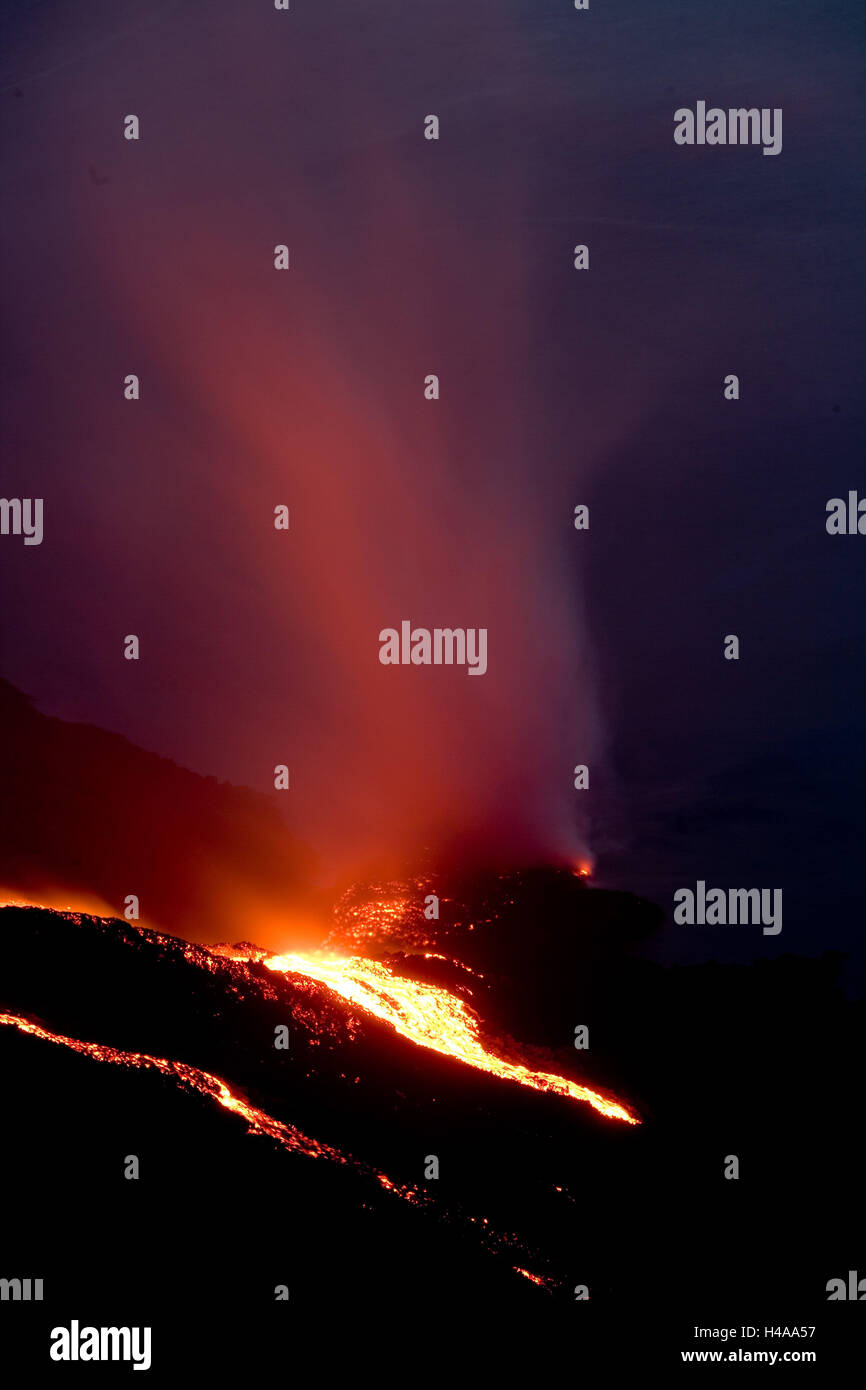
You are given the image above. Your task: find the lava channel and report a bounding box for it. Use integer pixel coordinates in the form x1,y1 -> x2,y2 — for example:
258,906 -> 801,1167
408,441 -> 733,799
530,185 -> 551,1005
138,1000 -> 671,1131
0,1010 -> 359,1166
0,1009 -> 556,1289
210,946 -> 639,1124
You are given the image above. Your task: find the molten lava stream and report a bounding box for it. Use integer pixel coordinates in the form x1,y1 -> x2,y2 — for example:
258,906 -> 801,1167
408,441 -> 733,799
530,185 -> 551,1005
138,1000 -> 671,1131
0,1009 -> 557,1289
0,895 -> 637,1124
0,1010 -> 435,1210
0,1011 -> 350,1163
214,947 -> 639,1124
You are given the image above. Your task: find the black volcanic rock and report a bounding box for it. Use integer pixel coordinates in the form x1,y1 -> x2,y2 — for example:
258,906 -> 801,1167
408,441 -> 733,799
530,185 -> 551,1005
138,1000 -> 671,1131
1,898 -> 863,1355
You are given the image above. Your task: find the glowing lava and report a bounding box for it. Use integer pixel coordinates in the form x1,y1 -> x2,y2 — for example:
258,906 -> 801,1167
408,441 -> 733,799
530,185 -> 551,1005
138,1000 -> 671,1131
0,1005 -> 556,1291
0,1010 -> 357,1166
515,1266 -> 557,1289
212,946 -> 639,1124
0,895 -> 638,1124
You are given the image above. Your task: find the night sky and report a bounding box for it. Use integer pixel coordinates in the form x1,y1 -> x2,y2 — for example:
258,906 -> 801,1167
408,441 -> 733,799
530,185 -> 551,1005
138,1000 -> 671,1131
2,0 -> 864,983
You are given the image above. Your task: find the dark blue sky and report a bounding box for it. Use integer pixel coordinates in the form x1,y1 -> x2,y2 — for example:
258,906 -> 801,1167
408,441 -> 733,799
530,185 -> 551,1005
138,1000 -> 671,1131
1,0 -> 864,984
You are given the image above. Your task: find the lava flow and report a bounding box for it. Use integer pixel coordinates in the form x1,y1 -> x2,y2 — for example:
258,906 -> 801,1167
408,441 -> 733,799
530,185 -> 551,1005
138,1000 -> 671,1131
210,945 -> 639,1124
0,1005 -> 557,1289
1,894 -> 639,1124
0,1010 -> 357,1167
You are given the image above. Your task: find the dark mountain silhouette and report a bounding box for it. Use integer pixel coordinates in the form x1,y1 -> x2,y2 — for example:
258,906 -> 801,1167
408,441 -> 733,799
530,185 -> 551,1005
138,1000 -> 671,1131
0,679 -> 317,946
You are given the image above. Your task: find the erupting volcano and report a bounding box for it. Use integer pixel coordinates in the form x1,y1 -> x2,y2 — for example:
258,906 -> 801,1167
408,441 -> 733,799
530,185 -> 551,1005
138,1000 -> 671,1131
2,862 -> 863,1343
0,882 -> 639,1126
0,875 -> 646,1303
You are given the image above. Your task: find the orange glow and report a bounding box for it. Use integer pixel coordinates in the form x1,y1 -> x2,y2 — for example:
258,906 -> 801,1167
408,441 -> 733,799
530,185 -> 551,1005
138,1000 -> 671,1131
80,115 -> 605,878
0,886 -> 114,917
0,1007 -> 556,1285
210,944 -> 639,1124
1,896 -> 638,1123
0,1007 -> 429,1208
0,1010 -> 347,1162
515,1267 -> 556,1290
